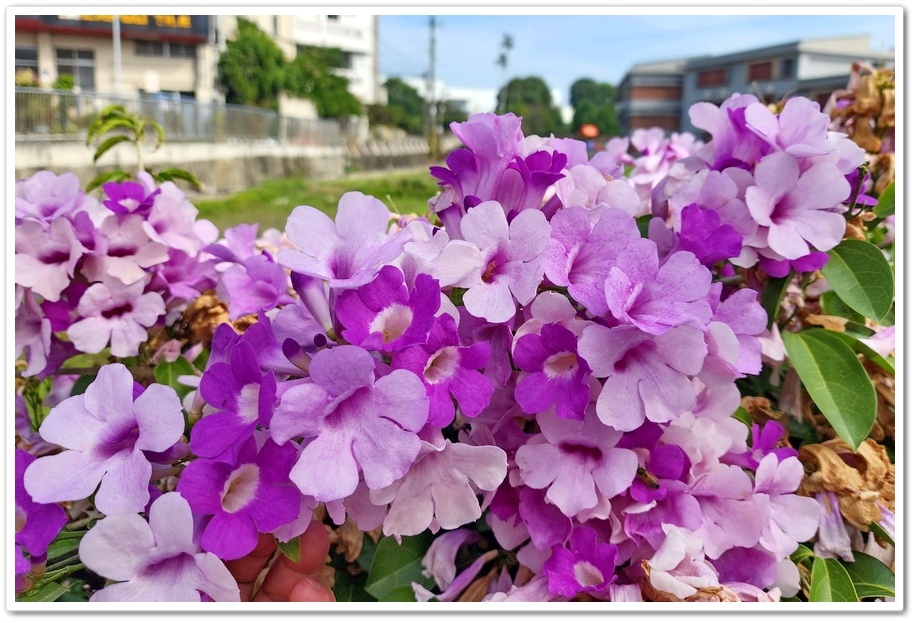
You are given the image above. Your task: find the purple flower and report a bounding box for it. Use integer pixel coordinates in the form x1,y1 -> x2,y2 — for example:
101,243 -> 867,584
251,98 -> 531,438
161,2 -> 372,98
542,206 -> 640,316
689,93 -> 772,171
553,164 -> 640,215
15,218 -> 85,302
278,191 -> 408,289
82,213 -> 170,285
137,173 -> 215,255
66,277 -> 166,357
459,200 -> 551,323
15,171 -> 90,224
744,97 -> 834,158
15,450 -> 67,570
15,288 -> 52,377
102,180 -> 161,217
515,410 -> 638,517
688,463 -> 767,559
672,204 -> 743,266
177,437 -> 300,560
513,323 -> 591,420
579,324 -> 707,432
270,345 -> 429,501
751,453 -> 821,559
79,492 -> 239,601
216,251 -> 294,320
337,265 -> 439,353
391,313 -> 494,426
745,151 -> 849,260
23,363 -> 185,515
191,341 -> 277,459
373,435 -> 507,537
604,239 -> 713,335
543,525 -> 618,598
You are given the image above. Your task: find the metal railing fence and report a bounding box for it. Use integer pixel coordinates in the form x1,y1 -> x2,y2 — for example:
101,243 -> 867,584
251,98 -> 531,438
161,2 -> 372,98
14,87 -> 342,147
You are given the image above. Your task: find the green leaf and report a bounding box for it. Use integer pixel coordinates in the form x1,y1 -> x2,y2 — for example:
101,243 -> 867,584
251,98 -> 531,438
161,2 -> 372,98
872,181 -> 894,219
86,169 -> 132,193
364,533 -> 435,601
276,536 -> 300,564
782,329 -> 876,450
841,552 -> 895,599
760,274 -> 791,328
332,568 -> 376,602
635,214 -> 652,238
19,581 -> 71,602
823,330 -> 894,375
155,168 -> 204,191
69,374 -> 98,397
93,135 -> 134,163
45,538 -> 81,562
809,557 -> 858,602
154,357 -> 197,394
819,290 -> 865,324
821,240 -> 894,321
869,521 -> 895,547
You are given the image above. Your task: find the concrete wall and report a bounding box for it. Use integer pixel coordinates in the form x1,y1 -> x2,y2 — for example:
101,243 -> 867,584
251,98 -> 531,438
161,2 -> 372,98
14,139 -> 347,195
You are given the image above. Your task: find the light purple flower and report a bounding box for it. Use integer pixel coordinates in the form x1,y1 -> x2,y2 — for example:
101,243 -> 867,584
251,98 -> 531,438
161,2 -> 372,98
459,200 -> 550,323
15,218 -> 85,302
391,313 -> 494,426
278,191 -> 408,289
15,288 -> 52,377
689,93 -> 773,171
812,491 -> 855,562
372,434 -> 507,537
23,363 -> 184,515
752,453 -> 821,559
744,97 -> 835,158
190,340 -> 278,458
604,239 -> 713,335
137,173 -> 215,255
580,324 -> 707,432
553,164 -> 640,216
543,525 -> 618,598
177,437 -> 300,560
542,206 -> 640,316
81,213 -> 170,285
216,251 -> 294,320
15,171 -> 88,224
79,492 -> 239,601
643,524 -> 719,599
515,410 -> 638,517
270,345 -> 429,501
337,265 -> 439,353
745,151 -> 850,260
688,462 -> 767,559
66,277 -> 165,357
513,323 -> 591,420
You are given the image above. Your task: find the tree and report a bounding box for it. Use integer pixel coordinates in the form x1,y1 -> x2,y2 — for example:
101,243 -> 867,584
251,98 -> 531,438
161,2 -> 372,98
217,18 -> 287,109
569,77 -> 621,138
368,77 -> 426,135
496,76 -> 564,137
285,46 -> 362,119
495,34 -> 513,112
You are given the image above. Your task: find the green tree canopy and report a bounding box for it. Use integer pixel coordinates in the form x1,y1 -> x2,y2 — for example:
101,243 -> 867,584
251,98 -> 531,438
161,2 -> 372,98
368,77 -> 426,135
496,76 -> 565,137
285,46 -> 362,119
217,18 -> 287,109
569,77 -> 621,137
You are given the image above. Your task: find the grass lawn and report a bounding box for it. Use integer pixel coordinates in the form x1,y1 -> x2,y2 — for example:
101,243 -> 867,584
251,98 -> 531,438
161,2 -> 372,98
192,167 -> 443,233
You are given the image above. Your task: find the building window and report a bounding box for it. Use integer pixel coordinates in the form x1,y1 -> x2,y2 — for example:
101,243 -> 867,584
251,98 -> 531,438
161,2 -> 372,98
168,43 -> 196,59
780,58 -> 795,79
15,46 -> 39,73
747,61 -> 773,82
55,48 -> 95,90
135,40 -> 165,57
697,68 -> 727,87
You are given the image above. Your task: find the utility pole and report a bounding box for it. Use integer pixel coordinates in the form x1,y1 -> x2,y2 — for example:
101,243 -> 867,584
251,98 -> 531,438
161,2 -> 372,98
113,15 -> 122,94
427,16 -> 438,161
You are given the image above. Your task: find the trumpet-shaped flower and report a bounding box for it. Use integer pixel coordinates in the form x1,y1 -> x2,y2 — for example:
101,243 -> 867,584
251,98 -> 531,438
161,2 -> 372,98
543,525 -> 618,598
15,450 -> 67,569
15,218 -> 85,302
23,363 -> 185,515
270,345 -> 429,502
513,323 -> 591,420
79,492 -> 239,601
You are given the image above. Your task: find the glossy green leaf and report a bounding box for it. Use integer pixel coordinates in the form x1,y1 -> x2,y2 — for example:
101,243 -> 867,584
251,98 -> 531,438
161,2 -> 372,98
154,357 -> 197,395
869,521 -> 895,547
333,567 -> 376,602
819,290 -> 865,324
782,329 -> 876,450
809,557 -> 858,602
155,168 -> 204,191
821,240 -> 894,321
824,330 -> 894,375
841,552 -> 895,599
364,533 -> 434,601
872,181 -> 894,219
760,274 -> 791,328
86,169 -> 132,192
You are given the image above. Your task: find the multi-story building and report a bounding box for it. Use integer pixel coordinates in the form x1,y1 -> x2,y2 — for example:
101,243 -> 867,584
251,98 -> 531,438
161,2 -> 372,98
617,35 -> 894,135
14,14 -> 219,100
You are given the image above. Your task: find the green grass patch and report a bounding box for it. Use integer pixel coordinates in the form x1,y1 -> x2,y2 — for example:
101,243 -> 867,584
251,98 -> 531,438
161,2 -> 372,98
192,169 -> 442,232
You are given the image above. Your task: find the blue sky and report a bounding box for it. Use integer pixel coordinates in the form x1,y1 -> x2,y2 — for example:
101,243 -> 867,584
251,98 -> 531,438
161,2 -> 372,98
377,10 -> 898,107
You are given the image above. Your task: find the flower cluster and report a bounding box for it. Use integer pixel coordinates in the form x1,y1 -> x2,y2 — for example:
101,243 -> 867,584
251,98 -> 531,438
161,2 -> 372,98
14,91 -> 894,604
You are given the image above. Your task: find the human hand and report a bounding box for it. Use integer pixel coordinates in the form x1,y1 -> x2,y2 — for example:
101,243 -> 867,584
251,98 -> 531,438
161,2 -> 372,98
225,520 -> 336,602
